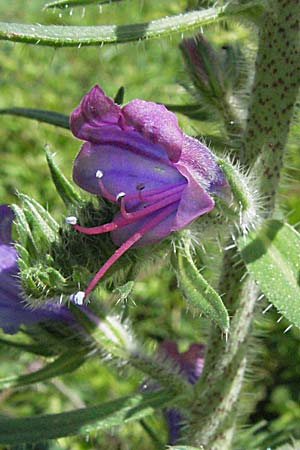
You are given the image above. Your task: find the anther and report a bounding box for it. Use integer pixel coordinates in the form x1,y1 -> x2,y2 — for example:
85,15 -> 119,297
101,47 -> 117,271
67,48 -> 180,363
136,183 -> 145,191
70,291 -> 85,306
96,170 -> 104,179
116,192 -> 126,201
66,216 -> 77,225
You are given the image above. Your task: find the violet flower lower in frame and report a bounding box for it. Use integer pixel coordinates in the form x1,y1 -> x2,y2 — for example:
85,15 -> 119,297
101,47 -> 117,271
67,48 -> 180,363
68,85 -> 229,301
0,204 -> 72,334
146,341 -> 205,445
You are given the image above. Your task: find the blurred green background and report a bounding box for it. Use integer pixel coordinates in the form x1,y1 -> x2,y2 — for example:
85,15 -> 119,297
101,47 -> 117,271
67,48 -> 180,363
0,1 -> 300,449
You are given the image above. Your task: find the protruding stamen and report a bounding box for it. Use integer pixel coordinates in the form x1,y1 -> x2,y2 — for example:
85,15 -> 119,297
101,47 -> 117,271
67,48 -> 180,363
120,191 -> 181,220
66,216 -> 77,225
70,291 -> 85,305
73,221 -> 119,235
116,192 -> 126,202
97,179 -> 116,202
95,169 -> 104,179
83,202 -> 177,298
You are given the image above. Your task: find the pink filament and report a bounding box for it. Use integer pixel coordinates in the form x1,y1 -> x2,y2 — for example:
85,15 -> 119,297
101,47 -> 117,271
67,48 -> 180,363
136,183 -> 185,204
98,178 -> 117,202
120,191 -> 182,220
73,222 -> 119,235
70,185 -> 185,235
117,182 -> 185,204
84,202 -> 177,297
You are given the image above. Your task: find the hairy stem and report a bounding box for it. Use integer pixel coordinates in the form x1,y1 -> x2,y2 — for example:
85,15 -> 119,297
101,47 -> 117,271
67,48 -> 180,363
188,1 -> 300,448
0,2 -> 262,48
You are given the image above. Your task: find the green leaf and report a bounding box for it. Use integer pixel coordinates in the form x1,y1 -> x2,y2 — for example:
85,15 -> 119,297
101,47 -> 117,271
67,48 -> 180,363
0,2 -> 263,47
169,447 -> 204,450
0,107 -> 69,129
0,349 -> 90,390
0,390 -> 172,444
45,146 -> 81,206
45,0 -> 122,9
239,220 -> 300,328
0,337 -> 54,357
173,243 -> 229,333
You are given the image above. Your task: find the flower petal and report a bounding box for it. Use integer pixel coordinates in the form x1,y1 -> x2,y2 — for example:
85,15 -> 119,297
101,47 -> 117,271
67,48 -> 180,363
0,204 -> 73,334
122,99 -> 183,163
70,85 -> 124,142
180,343 -> 205,384
73,138 -> 185,198
176,134 -> 230,196
173,165 -> 214,230
0,204 -> 14,245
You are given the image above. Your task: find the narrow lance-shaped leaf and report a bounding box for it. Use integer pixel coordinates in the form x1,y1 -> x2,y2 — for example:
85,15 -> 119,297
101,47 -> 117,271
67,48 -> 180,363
0,390 -> 173,444
173,242 -> 229,333
239,220 -> 300,328
45,0 -> 122,9
0,2 -> 263,47
45,146 -> 82,206
0,348 -> 91,390
0,107 -> 69,129
0,337 -> 54,357
169,447 -> 204,450
0,104 -> 207,125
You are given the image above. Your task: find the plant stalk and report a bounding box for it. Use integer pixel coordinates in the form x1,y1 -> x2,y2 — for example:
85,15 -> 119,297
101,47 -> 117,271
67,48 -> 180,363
187,1 -> 300,448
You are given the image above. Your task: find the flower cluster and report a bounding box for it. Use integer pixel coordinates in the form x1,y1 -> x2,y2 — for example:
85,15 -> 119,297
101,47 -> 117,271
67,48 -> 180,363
0,204 -> 72,334
67,85 -> 229,301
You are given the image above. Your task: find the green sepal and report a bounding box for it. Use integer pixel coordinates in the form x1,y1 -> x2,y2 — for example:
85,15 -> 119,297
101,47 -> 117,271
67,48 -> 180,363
0,107 -> 69,128
18,193 -> 58,244
12,204 -> 37,256
12,197 -> 69,300
113,280 -> 134,301
0,390 -> 173,444
239,220 -> 300,329
173,241 -> 229,333
217,158 -> 258,231
114,86 -> 125,105
45,146 -> 81,207
180,33 -> 225,102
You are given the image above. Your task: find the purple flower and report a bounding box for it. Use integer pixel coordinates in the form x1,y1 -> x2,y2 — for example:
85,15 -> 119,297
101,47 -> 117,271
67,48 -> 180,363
158,341 -> 205,445
68,85 -> 229,299
0,204 -> 72,334
160,341 -> 204,444
159,341 -> 205,385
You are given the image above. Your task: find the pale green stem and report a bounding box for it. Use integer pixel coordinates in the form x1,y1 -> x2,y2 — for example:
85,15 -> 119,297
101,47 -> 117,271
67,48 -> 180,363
187,1 -> 300,448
